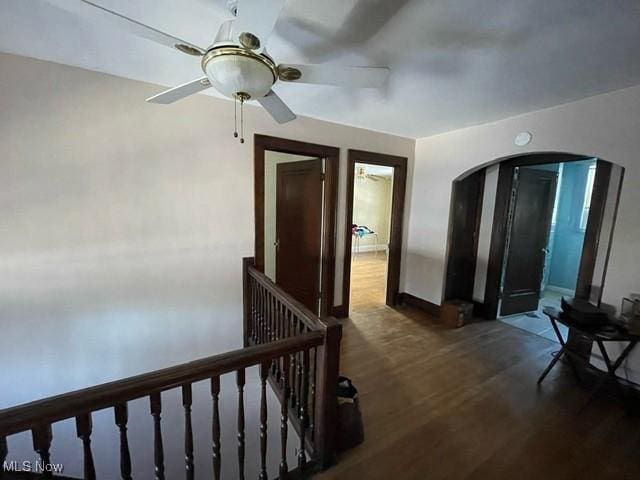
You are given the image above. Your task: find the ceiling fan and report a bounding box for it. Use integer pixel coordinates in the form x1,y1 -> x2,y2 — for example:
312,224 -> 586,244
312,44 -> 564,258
47,0 -> 391,142
356,166 -> 387,182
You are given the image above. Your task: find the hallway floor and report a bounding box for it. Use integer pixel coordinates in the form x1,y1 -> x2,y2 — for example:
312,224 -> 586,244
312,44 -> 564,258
349,251 -> 388,310
318,303 -> 640,479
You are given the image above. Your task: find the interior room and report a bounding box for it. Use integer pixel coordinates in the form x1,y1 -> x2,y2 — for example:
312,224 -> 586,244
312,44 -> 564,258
498,159 -> 598,341
2,1 -> 640,479
349,163 -> 394,311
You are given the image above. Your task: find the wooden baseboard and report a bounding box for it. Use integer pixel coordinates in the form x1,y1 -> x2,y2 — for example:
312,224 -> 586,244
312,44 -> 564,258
398,292 -> 441,317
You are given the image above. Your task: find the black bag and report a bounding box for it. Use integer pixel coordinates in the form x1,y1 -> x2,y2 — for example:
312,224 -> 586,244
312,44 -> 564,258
336,376 -> 364,452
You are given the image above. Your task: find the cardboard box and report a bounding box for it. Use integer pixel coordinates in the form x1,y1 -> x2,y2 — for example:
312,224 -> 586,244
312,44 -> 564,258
441,300 -> 473,328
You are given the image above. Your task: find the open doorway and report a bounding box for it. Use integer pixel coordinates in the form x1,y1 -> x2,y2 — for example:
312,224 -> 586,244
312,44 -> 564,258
498,159 -> 597,337
444,152 -> 624,344
254,135 -> 339,316
339,149 -> 408,317
349,163 -> 394,310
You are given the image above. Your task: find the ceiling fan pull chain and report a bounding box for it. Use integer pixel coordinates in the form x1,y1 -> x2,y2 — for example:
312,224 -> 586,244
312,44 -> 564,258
234,96 -> 239,139
240,96 -> 245,144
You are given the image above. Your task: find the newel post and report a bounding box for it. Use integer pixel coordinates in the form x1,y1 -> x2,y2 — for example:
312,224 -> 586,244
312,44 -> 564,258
242,257 -> 255,347
313,317 -> 342,470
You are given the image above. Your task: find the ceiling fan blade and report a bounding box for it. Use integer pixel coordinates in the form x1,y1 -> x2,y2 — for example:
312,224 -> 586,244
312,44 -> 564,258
232,0 -> 286,50
257,90 -> 296,124
146,77 -> 211,104
45,0 -> 206,56
278,64 -> 390,88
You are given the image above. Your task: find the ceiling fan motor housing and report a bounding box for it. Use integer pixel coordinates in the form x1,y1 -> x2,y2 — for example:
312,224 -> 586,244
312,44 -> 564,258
201,47 -> 277,100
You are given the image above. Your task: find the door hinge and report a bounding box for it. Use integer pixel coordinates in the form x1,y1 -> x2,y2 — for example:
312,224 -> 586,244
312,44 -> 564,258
320,173 -> 326,181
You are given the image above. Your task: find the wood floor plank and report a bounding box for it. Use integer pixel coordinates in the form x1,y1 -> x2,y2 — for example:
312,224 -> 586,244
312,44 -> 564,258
319,253 -> 640,479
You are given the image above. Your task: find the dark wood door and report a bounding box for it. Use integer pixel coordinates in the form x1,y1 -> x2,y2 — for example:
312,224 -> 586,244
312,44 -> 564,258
276,159 -> 323,313
444,169 -> 485,302
500,168 -> 558,316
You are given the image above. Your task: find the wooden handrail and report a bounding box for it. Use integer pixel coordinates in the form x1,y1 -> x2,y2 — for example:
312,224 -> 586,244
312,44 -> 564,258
0,332 -> 323,437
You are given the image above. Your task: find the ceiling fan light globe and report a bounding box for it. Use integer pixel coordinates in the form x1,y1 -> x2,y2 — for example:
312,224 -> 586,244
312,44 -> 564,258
203,52 -> 275,100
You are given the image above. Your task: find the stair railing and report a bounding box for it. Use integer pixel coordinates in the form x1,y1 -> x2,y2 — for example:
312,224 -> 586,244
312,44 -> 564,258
242,258 -> 342,471
0,258 -> 342,479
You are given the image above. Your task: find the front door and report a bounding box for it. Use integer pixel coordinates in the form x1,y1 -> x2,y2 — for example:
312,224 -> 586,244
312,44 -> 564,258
500,167 -> 558,316
275,159 -> 324,313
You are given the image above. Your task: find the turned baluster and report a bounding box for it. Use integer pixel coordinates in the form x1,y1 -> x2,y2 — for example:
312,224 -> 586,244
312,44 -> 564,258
283,309 -> 291,390
298,348 -> 310,470
273,300 -> 280,375
211,376 -> 221,480
294,323 -> 303,412
31,424 -> 52,478
284,310 -> 291,339
259,361 -> 270,480
265,292 -> 271,344
76,413 -> 96,480
271,298 -> 279,375
276,303 -> 285,380
266,292 -> 273,343
279,354 -> 290,479
271,295 -> 277,343
150,393 -> 165,480
114,404 -> 132,480
253,283 -> 259,343
258,285 -> 265,344
289,321 -> 298,409
237,369 -> 246,480
267,293 -> 275,342
252,278 -> 259,343
260,286 -> 267,344
288,310 -> 294,338
254,283 -> 260,344
182,384 -> 194,480
289,349 -> 297,410
257,284 -> 265,344
276,300 -> 282,341
310,347 -> 317,437
273,294 -> 278,341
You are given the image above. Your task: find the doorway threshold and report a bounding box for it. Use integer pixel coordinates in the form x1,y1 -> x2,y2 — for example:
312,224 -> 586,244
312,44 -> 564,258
500,313 -> 569,344
498,288 -> 572,343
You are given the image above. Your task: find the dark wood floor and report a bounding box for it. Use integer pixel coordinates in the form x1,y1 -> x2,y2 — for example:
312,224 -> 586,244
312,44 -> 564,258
318,302 -> 640,479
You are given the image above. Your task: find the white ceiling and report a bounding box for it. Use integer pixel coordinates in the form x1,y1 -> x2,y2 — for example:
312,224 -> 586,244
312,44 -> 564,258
2,0 -> 640,138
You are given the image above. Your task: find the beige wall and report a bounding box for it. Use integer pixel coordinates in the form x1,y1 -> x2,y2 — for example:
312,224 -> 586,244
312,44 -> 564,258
406,83 -> 640,378
0,51 -> 414,396
407,84 -> 640,310
352,172 -> 393,251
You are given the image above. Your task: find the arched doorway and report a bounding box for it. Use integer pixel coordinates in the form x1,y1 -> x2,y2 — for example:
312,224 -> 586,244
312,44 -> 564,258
444,152 -> 624,320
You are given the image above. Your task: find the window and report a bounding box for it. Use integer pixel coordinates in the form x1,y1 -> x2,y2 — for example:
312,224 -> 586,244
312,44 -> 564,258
580,164 -> 597,230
